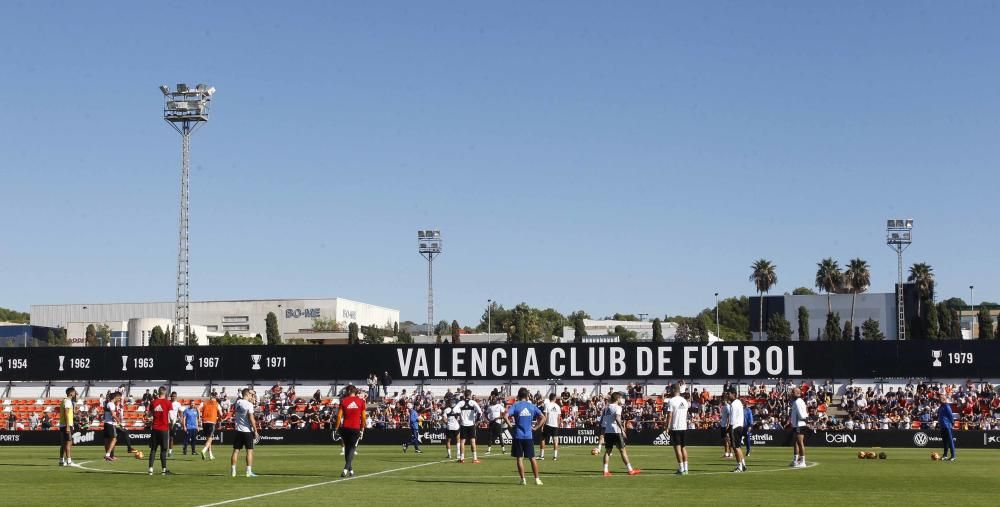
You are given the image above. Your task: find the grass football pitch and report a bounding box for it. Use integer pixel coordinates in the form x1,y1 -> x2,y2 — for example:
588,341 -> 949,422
0,444 -> 994,506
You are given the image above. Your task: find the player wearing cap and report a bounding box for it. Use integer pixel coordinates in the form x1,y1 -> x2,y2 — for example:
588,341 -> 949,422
443,399 -> 461,459
230,388 -> 259,477
664,384 -> 689,475
200,394 -> 221,460
484,396 -> 506,455
789,387 -> 809,468
728,390 -> 747,473
58,387 -> 77,466
600,392 -> 640,477
147,386 -> 173,475
506,387 -> 545,486
539,394 -> 561,461
335,385 -> 367,477
456,390 -> 482,464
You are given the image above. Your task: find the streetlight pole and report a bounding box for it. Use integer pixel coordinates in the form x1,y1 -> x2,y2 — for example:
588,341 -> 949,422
715,292 -> 720,339
970,285 -> 975,338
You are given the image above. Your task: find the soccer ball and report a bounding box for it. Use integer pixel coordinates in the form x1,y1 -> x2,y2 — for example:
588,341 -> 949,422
866,452 -> 877,459
857,451 -> 866,459
135,451 -> 144,459
878,452 -> 887,460
931,452 -> 940,461
591,447 -> 599,455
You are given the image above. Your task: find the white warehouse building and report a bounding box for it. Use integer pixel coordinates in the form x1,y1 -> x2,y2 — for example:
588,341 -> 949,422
30,298 -> 400,346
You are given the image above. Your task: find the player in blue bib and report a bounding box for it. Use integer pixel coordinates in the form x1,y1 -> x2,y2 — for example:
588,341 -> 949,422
506,387 -> 546,486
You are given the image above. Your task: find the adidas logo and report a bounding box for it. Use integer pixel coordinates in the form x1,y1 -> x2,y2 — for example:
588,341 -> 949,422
346,401 -> 358,409
652,432 -> 671,446
519,408 -> 532,417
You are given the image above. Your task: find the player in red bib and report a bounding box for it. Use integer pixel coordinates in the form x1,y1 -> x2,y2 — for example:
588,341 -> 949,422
334,385 -> 367,477
147,386 -> 173,475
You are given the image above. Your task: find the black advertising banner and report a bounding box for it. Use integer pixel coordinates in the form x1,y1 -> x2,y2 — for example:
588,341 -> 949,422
0,341 -> 995,382
3,429 -> 999,449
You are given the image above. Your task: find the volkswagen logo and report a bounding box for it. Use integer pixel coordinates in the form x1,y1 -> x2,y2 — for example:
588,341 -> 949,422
913,432 -> 929,447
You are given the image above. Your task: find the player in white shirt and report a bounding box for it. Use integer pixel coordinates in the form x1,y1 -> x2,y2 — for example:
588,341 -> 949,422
664,384 -> 689,475
727,389 -> 747,472
600,392 -> 641,477
443,400 -> 461,459
484,396 -> 507,455
719,398 -> 733,458
102,392 -> 121,461
455,390 -> 482,463
789,387 -> 809,468
168,391 -> 182,457
540,394 -> 561,460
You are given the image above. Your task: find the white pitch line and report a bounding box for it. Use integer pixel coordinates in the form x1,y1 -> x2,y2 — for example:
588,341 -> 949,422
72,460 -> 148,475
193,457 -> 487,507
384,461 -> 819,480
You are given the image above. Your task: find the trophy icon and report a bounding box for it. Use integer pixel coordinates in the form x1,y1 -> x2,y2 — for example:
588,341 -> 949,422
185,355 -> 194,371
931,350 -> 943,368
58,355 -> 65,372
251,354 -> 262,370
121,355 -> 129,371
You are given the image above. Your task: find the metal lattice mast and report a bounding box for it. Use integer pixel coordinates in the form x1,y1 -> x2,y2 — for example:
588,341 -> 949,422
886,219 -> 913,340
176,129 -> 191,345
417,230 -> 442,336
162,83 -> 214,345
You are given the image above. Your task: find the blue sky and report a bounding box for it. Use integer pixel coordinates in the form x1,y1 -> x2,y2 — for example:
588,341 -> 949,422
1,2 -> 998,325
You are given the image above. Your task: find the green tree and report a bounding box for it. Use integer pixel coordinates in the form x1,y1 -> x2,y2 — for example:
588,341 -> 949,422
612,325 -> 638,342
265,312 -> 281,345
149,326 -> 168,346
797,306 -> 810,341
926,303 -> 940,339
907,262 -> 935,320
434,320 -> 449,339
396,329 -> 413,344
85,324 -> 98,347
978,307 -> 995,339
842,320 -> 852,341
824,313 -> 841,341
311,318 -> 341,332
652,318 -> 663,343
568,310 -> 589,343
861,318 -> 885,340
0,307 -> 30,323
362,326 -> 384,344
675,321 -> 690,342
694,319 -> 710,342
767,314 -> 792,341
348,322 -> 360,344
844,258 -> 871,329
791,287 -> 817,296
750,259 -> 778,339
451,320 -> 461,343
611,313 -> 639,321
950,309 -> 962,339
937,302 -> 953,339
815,258 -> 843,315
393,322 -> 399,336
96,324 -> 111,346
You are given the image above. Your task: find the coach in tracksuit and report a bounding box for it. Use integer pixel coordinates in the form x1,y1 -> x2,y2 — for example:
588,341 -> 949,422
402,403 -> 422,453
744,404 -> 754,456
937,397 -> 956,461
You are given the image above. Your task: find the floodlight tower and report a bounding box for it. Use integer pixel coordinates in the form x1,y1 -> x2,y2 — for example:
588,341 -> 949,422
161,83 -> 215,345
886,219 -> 913,340
417,230 -> 443,336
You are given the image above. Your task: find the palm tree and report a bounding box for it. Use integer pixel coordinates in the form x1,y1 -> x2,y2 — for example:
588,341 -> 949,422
749,259 -> 778,339
844,258 -> 871,329
815,258 -> 842,315
907,262 -> 935,318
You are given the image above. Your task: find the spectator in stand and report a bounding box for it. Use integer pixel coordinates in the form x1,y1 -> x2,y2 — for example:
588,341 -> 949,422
7,413 -> 16,430
380,371 -> 392,397
367,373 -> 379,402
29,412 -> 39,430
